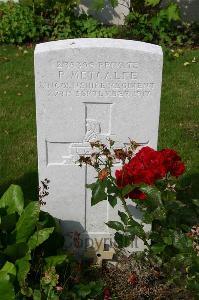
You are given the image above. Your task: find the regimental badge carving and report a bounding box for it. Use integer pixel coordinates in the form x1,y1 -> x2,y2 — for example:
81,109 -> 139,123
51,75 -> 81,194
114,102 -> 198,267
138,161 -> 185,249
84,119 -> 101,142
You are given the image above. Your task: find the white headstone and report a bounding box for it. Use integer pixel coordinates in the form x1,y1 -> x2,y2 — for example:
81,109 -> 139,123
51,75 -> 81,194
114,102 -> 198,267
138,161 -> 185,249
35,38 -> 163,255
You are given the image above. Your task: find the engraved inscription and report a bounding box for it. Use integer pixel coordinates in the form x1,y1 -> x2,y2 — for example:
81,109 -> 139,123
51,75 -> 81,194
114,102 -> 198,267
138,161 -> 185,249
40,60 -> 155,98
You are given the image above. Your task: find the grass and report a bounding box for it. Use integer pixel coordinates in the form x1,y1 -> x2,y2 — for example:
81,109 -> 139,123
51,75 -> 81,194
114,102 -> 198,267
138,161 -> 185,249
0,45 -> 37,200
0,45 -> 198,200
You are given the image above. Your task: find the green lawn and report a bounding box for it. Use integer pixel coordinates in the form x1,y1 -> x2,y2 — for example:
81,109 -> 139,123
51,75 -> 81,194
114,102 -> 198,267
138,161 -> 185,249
0,45 -> 198,200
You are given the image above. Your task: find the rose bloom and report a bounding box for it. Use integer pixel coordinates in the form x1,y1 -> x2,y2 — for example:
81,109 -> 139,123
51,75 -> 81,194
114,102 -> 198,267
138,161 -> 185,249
160,148 -> 185,177
115,146 -> 185,200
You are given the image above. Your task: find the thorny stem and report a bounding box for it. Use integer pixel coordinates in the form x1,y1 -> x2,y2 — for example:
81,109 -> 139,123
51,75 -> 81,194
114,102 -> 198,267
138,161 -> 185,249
120,196 -> 150,248
120,196 -> 132,220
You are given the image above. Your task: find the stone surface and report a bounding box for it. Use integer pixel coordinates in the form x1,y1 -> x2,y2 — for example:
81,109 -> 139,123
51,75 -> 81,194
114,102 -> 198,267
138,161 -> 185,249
35,38 -> 163,254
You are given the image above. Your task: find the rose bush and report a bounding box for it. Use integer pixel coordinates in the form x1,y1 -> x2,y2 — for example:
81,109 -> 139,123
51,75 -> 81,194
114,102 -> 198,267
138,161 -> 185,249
79,139 -> 199,296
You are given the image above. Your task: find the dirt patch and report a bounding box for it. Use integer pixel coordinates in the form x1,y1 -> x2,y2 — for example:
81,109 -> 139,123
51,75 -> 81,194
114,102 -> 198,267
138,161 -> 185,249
102,253 -> 194,300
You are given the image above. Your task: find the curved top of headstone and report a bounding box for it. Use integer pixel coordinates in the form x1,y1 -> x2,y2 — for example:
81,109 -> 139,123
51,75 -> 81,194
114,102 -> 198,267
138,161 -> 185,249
35,38 -> 162,56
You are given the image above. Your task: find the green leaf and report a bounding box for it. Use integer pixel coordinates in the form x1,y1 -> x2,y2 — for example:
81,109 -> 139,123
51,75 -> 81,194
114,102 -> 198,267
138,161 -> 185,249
151,243 -> 166,254
106,221 -> 124,231
0,279 -> 15,300
87,281 -> 104,297
151,206 -> 167,221
86,183 -> 96,190
15,202 -> 40,243
75,283 -> 91,298
16,254 -> 32,296
163,236 -> 172,245
0,271 -> 9,281
38,211 -> 58,229
122,184 -> 134,197
173,231 -> 193,251
140,185 -> 162,208
127,224 -> 146,239
110,0 -> 118,7
145,0 -> 160,7
129,217 -> 142,227
192,199 -> 199,207
90,181 -> 107,206
91,0 -> 105,11
0,185 -> 24,215
108,195 -> 117,208
118,211 -> 129,225
187,280 -> 199,294
0,214 -> 17,231
1,262 -> 16,277
33,290 -> 41,300
4,243 -> 28,259
107,181 -> 118,194
142,211 -> 153,223
16,255 -> 30,288
21,286 -> 33,297
45,255 -> 68,267
114,232 -> 131,248
166,3 -> 180,22
28,227 -> 54,250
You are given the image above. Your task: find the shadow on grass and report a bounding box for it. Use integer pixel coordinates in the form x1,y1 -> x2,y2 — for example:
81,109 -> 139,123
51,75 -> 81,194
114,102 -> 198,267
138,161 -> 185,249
0,171 -> 38,202
179,172 -> 199,200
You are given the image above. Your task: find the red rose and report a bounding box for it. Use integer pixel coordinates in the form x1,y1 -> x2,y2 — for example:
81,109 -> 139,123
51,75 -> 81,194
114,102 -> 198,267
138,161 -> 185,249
130,147 -> 167,180
115,146 -> 185,200
161,148 -> 185,177
134,169 -> 156,185
170,161 -> 185,177
115,167 -> 131,188
161,148 -> 181,162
